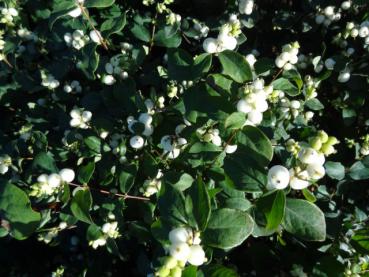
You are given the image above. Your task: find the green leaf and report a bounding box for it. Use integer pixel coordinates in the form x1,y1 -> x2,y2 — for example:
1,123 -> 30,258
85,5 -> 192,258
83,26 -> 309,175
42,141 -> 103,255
189,177 -> 211,230
79,43 -> 99,80
349,159 -> 369,180
325,161 -> 345,180
32,152 -> 58,173
223,197 -> 252,211
305,98 -> 324,111
256,190 -> 286,230
78,161 -> 95,184
203,208 -> 254,249
0,182 -> 41,240
282,198 -> 326,241
86,224 -> 103,240
224,112 -> 246,130
130,24 -> 151,42
48,1 -> 76,30
224,126 -> 273,192
224,146 -> 267,192
203,265 -> 239,277
167,49 -> 212,81
235,126 -> 273,165
84,136 -> 101,154
158,184 -> 188,225
254,58 -> 274,76
193,53 -> 213,78
112,78 -> 137,114
272,78 -> 300,96
101,12 -> 127,38
70,188 -> 93,224
351,229 -> 369,253
282,69 -> 303,91
189,142 -> 222,154
218,50 -> 252,83
182,265 -> 198,277
119,164 -> 137,193
181,83 -> 234,121
302,188 -> 317,203
154,29 -> 182,48
342,108 -> 357,126
84,0 -> 115,8
164,172 -> 194,191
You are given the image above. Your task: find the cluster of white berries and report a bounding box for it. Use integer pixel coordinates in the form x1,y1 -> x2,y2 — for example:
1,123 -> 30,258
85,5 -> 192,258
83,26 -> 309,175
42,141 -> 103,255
237,78 -> 272,126
102,55 -> 128,85
38,221 -> 69,244
109,134 -> 127,163
30,169 -> 75,198
69,107 -> 92,129
160,135 -> 187,159
160,121 -> 189,159
64,30 -> 89,50
128,113 -> 154,149
197,128 -> 222,146
166,12 -> 181,26
279,99 -> 302,119
0,155 -> 11,174
275,42 -> 299,70
315,6 -> 342,27
267,148 -> 325,191
1,7 -> 18,24
140,170 -> 163,197
168,227 -> 206,266
89,221 -> 120,249
203,15 -> 240,53
195,126 -> 238,154
41,72 -> 60,90
193,21 -> 209,40
155,227 -> 206,276
64,80 -> 82,94
238,0 -> 254,15
359,135 -> 369,156
268,131 -> 339,190
303,75 -> 319,99
346,20 -> 369,40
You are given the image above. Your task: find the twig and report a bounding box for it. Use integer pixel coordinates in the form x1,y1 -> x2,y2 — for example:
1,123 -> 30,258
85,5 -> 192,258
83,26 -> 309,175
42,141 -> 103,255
271,67 -> 284,82
78,3 -> 109,50
224,129 -> 239,149
69,182 -> 150,201
208,129 -> 239,167
149,12 -> 158,52
1,55 -> 13,69
182,33 -> 191,45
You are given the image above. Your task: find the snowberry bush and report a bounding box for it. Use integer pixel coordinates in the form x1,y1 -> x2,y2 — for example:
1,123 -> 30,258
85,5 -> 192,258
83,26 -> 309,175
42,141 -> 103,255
1,0 -> 369,276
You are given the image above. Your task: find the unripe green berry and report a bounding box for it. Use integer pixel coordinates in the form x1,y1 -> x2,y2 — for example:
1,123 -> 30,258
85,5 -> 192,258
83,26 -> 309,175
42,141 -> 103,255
170,267 -> 182,277
203,133 -> 213,142
321,144 -> 335,156
310,137 -> 322,151
156,267 -> 170,277
318,131 -> 329,143
326,136 -> 339,146
165,256 -> 178,270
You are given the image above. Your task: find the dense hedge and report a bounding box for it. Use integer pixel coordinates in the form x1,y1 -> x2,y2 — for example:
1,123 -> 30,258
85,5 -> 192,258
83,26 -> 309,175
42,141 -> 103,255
0,0 -> 369,276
